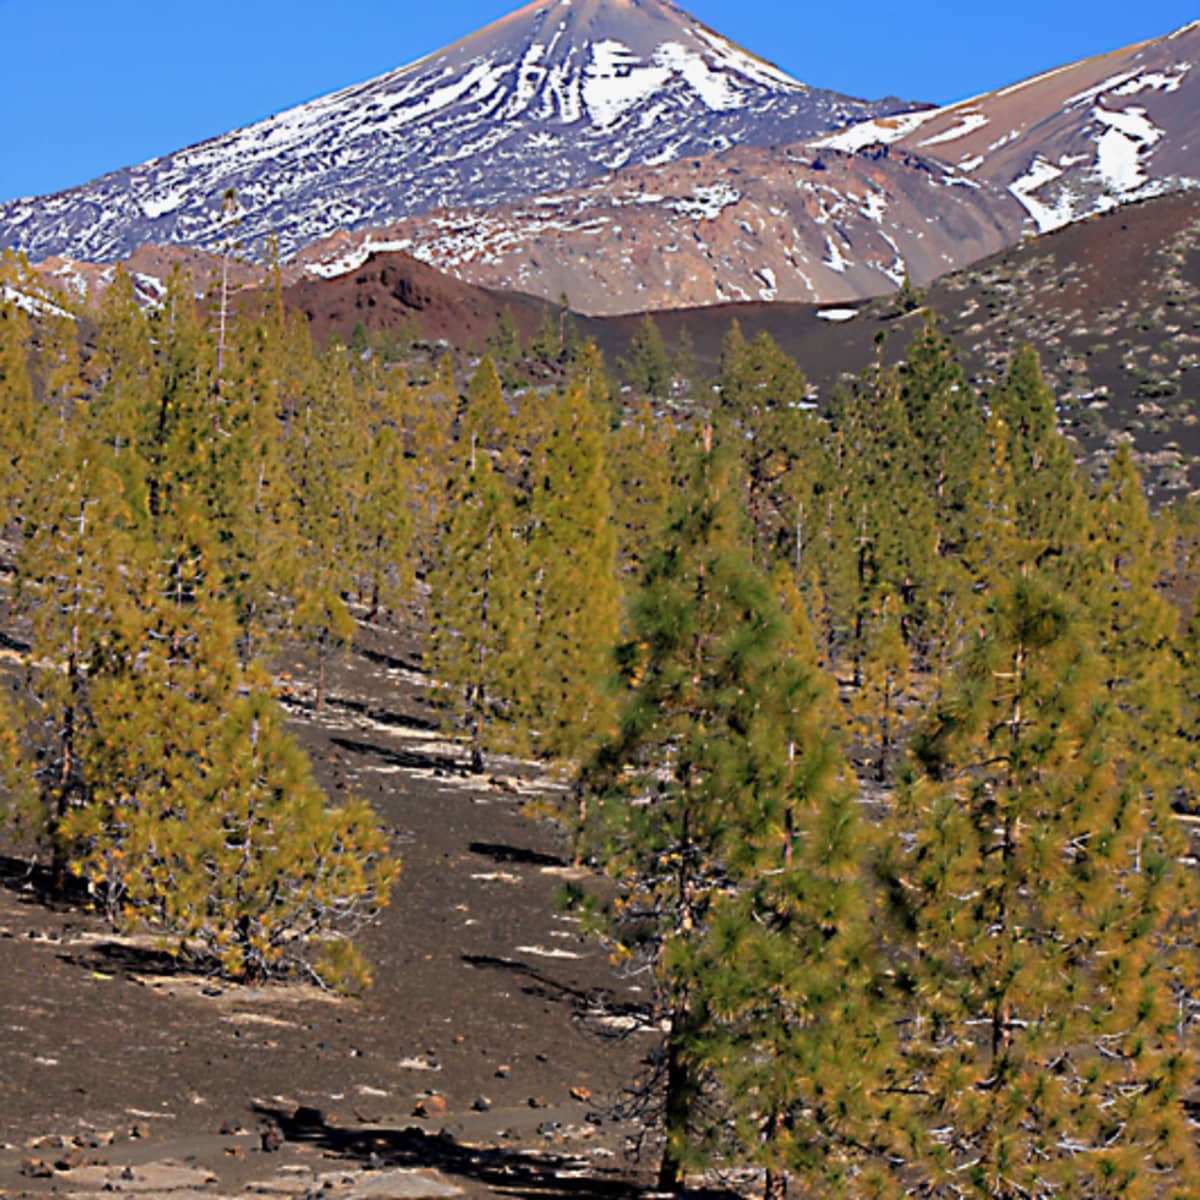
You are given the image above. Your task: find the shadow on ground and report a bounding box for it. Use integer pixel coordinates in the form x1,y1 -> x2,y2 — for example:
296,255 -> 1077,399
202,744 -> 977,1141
468,842 -> 564,868
332,734 -> 464,775
461,953 -> 650,1037
252,1103 -> 740,1199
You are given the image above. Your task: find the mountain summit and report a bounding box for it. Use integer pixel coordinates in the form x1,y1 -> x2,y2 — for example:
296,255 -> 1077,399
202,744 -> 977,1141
0,0 -> 910,263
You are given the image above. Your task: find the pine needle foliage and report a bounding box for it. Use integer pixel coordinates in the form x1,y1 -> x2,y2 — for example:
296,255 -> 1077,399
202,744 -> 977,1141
8,283 -> 398,992
575,435 -> 884,1194
428,452 -> 529,772
884,572 -> 1198,1197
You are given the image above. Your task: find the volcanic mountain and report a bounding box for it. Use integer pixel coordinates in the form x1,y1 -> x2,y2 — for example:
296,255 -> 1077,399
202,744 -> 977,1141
818,20 -> 1200,232
0,0 -> 911,264
277,19 -> 1200,314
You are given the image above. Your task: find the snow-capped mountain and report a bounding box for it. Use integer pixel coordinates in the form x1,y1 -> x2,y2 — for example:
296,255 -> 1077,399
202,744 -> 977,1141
0,0 -> 911,264
816,21 -> 1200,233
276,18 -> 1199,315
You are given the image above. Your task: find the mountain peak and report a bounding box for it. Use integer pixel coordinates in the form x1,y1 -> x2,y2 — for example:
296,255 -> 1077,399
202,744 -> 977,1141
0,0 -> 908,264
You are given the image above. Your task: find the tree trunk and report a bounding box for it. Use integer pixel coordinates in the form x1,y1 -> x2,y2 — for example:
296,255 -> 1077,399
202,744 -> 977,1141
657,1021 -> 691,1194
316,644 -> 327,713
764,1168 -> 787,1200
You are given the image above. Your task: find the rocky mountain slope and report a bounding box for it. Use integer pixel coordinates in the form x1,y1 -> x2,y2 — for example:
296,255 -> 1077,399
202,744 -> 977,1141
258,189 -> 1200,498
819,20 -> 1200,232
279,19 -> 1199,314
0,0 -> 909,264
287,139 -> 1026,314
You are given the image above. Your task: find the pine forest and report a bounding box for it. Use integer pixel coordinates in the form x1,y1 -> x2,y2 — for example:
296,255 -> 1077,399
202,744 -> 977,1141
3,248 -> 1200,1198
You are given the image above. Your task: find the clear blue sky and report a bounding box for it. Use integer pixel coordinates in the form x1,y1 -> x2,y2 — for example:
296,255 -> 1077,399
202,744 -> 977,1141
2,0 -> 1195,204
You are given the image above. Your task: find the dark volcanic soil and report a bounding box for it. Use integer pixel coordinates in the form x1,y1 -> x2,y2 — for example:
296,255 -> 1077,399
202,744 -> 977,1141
0,618 -> 668,1200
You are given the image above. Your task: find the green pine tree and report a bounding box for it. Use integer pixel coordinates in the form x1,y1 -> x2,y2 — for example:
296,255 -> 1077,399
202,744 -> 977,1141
619,316 -> 671,399
575,436 -> 865,1192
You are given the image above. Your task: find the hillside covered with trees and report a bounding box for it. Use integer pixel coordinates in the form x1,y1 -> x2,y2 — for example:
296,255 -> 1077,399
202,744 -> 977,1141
2,249 -> 1200,1196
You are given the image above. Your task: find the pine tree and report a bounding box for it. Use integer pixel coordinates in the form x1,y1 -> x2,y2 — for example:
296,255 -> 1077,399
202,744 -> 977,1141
607,401 -> 677,580
847,588 -> 912,783
716,329 -> 813,562
884,572 -> 1198,1196
215,286 -> 301,659
18,429 -> 140,893
0,267 -> 41,534
575,436 -> 863,1192
899,313 -> 983,558
619,316 -> 671,399
428,453 -> 529,772
1088,444 -> 1186,809
58,506 -> 396,991
990,345 -> 1087,577
286,339 -> 359,710
569,337 -> 615,427
354,419 -> 414,621
831,367 -> 938,672
525,385 -> 619,758
685,571 -> 895,1200
487,306 -> 521,367
461,355 -> 517,476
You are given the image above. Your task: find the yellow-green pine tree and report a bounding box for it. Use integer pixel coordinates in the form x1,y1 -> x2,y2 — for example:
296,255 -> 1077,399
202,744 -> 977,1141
526,384 -> 619,758
428,453 -> 529,771
884,572 -> 1198,1196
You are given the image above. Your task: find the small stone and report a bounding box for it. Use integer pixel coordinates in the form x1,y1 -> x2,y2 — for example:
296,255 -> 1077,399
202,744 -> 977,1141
471,1096 -> 491,1112
526,1096 -> 546,1109
413,1094 -> 447,1118
494,1064 -> 510,1078
130,1122 -> 150,1139
261,1123 -> 284,1153
569,1086 -> 592,1103
219,1118 -> 244,1136
21,1158 -> 53,1178
53,1147 -> 87,1171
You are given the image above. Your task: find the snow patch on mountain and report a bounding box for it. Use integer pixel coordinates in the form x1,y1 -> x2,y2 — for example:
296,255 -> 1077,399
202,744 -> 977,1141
1093,104 -> 1163,193
668,182 -> 741,219
814,109 -> 935,152
919,111 -> 989,147
1009,157 -> 1075,232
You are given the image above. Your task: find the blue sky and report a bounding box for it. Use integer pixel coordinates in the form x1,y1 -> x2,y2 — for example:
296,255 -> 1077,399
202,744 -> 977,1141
2,0 -> 1195,204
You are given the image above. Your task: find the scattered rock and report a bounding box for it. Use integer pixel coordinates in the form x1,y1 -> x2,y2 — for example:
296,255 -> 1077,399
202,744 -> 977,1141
494,1064 -> 510,1078
470,1096 -> 491,1112
260,1123 -> 284,1153
412,1095 -> 446,1119
58,1161 -> 218,1191
569,1086 -> 591,1103
346,1168 -> 462,1198
21,1157 -> 53,1178
219,1118 -> 244,1135
53,1146 -> 89,1170
526,1096 -> 546,1109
